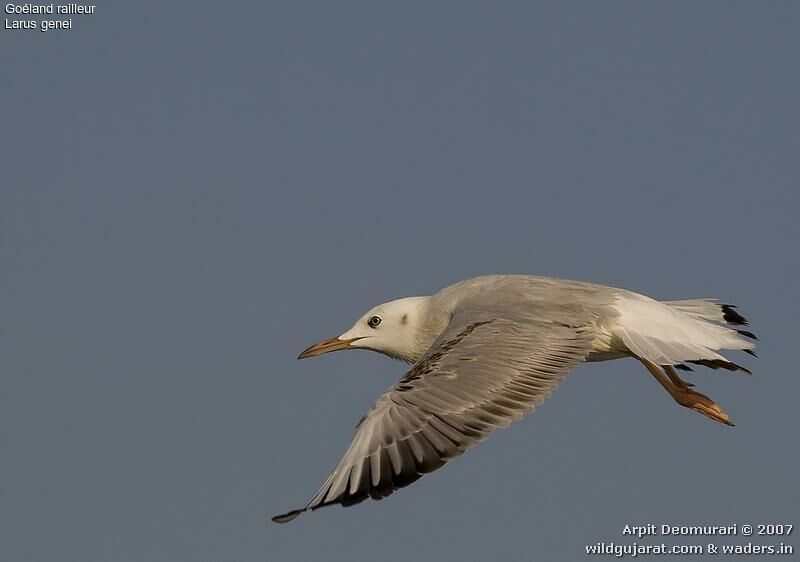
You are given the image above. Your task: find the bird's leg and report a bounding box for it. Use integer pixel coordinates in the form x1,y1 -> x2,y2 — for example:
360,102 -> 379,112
664,364 -> 694,389
638,359 -> 733,426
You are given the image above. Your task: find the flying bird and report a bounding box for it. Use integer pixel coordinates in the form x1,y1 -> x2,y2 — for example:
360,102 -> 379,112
273,274 -> 756,523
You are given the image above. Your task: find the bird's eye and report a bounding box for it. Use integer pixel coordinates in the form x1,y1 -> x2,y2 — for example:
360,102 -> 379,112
368,315 -> 382,328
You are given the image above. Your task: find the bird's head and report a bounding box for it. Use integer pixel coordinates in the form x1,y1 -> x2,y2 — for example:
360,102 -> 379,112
298,296 -> 439,364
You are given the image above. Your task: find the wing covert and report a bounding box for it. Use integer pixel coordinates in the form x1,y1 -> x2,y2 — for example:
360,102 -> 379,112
272,313 -> 595,523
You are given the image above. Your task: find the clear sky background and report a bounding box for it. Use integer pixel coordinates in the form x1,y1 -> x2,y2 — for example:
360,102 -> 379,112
2,2 -> 798,561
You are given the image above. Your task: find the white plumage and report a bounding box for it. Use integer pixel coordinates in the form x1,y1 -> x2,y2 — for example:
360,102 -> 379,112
610,292 -> 753,366
274,274 -> 756,523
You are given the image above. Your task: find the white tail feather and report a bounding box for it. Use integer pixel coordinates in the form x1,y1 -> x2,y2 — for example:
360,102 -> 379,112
662,299 -> 726,324
612,293 -> 754,366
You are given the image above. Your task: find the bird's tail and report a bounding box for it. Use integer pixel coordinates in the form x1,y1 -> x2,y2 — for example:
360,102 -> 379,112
661,298 -> 757,372
613,294 -> 757,372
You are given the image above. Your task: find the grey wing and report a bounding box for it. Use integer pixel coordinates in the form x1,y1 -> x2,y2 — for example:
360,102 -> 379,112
272,313 -> 596,523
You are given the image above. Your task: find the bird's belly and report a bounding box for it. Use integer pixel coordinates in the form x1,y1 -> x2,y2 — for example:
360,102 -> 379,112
586,325 -> 628,363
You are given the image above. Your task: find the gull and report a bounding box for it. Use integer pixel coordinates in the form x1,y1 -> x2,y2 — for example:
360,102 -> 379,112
273,274 -> 756,523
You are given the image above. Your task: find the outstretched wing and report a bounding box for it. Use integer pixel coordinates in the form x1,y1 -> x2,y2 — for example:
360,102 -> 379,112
273,313 -> 595,523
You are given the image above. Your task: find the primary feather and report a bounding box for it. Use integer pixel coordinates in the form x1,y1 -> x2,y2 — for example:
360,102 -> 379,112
273,275 -> 756,523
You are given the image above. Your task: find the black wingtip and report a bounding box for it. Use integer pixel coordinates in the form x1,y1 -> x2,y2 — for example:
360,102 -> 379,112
673,363 -> 694,372
743,349 -> 758,358
272,508 -> 306,524
721,304 -> 749,326
737,329 -> 758,341
687,359 -> 752,375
